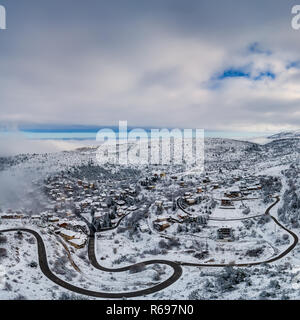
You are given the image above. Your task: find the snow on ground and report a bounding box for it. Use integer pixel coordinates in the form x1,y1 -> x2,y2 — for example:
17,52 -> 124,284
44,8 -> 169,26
1,135 -> 300,299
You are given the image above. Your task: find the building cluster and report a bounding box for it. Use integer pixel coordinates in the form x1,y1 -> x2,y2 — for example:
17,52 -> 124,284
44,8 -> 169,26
217,227 -> 234,241
0,173 -> 143,249
140,172 -> 166,190
43,174 -> 141,229
145,170 -> 266,248
0,161 -> 270,254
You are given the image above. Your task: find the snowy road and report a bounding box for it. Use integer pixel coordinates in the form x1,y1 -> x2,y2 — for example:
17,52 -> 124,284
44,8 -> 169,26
178,196 -> 299,267
0,197 -> 297,298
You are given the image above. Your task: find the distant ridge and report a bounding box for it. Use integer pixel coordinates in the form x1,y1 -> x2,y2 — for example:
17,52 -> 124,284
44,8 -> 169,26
268,130 -> 300,140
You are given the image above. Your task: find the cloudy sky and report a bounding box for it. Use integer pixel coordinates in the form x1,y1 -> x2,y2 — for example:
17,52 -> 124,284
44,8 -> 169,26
1,0 -> 300,133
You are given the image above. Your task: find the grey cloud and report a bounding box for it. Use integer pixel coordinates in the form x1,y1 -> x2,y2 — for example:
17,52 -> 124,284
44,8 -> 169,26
0,0 -> 300,132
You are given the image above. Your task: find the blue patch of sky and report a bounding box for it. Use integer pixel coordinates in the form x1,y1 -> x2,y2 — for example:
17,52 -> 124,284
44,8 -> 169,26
286,61 -> 300,69
248,42 -> 272,55
253,71 -> 276,80
215,67 -> 275,82
8,128 -> 274,141
1,122 -> 275,141
217,68 -> 251,80
211,43 -> 275,85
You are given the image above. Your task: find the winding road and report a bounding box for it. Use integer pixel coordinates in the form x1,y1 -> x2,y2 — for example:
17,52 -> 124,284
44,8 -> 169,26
179,196 -> 299,267
0,196 -> 298,298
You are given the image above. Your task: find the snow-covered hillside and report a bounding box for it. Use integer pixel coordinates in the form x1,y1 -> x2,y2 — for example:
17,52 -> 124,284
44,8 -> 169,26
267,130 -> 300,141
0,135 -> 300,300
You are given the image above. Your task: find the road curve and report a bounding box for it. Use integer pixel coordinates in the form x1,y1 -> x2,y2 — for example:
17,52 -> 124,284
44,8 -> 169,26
0,228 -> 182,299
178,196 -> 299,267
86,209 -> 183,297
88,234 -> 182,297
177,197 -> 263,221
0,196 -> 297,298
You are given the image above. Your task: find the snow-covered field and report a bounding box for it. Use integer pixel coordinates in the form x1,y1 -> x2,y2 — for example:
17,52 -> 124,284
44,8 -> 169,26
1,135 -> 300,300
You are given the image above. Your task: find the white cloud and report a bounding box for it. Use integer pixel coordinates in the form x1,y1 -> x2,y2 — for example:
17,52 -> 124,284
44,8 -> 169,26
0,131 -> 86,156
1,0 -> 300,132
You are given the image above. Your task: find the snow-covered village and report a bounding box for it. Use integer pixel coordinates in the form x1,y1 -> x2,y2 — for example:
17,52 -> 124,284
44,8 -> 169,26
1,132 -> 300,300
2,0 -> 300,307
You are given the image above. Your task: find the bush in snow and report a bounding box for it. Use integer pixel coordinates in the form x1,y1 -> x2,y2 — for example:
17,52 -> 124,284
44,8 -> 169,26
194,252 -> 209,260
257,215 -> 271,225
281,294 -> 290,300
53,256 -> 69,275
242,208 -> 250,215
152,273 -> 161,282
59,292 -> 87,300
78,250 -> 88,261
159,238 -> 180,250
129,263 -> 146,274
260,176 -> 282,195
13,294 -> 27,300
177,225 -> 183,233
26,237 -> 35,245
65,269 -> 77,282
116,227 -> 127,234
113,255 -> 136,265
168,238 -> 180,248
158,240 -> 170,250
14,231 -> 23,240
282,234 -> 289,241
0,235 -> 7,244
29,261 -> 38,268
242,219 -> 254,229
4,282 -> 12,291
215,267 -> 249,292
188,289 -> 205,300
246,247 -> 264,257
143,248 -> 161,256
259,290 -> 276,299
268,280 -> 280,290
0,248 -> 7,258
